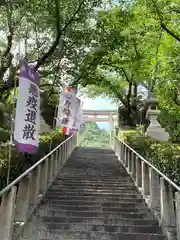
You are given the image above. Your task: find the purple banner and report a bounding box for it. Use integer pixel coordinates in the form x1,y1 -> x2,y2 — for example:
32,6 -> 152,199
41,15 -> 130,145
14,60 -> 40,154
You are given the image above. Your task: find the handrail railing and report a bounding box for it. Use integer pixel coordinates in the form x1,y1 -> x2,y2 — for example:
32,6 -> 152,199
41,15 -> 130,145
112,135 -> 180,240
0,133 -> 77,240
116,137 -> 180,193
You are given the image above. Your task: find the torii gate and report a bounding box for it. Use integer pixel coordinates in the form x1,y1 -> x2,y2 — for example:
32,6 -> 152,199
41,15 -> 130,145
82,109 -> 118,129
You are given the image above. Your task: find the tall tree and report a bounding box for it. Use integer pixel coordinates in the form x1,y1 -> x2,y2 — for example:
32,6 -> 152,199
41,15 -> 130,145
0,0 -> 101,126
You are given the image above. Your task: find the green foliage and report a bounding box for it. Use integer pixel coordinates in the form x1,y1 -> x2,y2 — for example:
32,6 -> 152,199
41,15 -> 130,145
0,0 -> 104,134
119,130 -> 180,185
74,0 -> 180,136
80,122 -> 110,148
41,91 -> 59,127
0,128 -> 10,142
0,131 -> 65,190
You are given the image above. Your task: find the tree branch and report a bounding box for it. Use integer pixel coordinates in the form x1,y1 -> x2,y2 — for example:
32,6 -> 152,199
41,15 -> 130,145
161,23 -> 180,42
35,0 -> 85,69
120,67 -> 130,82
151,0 -> 180,42
127,81 -> 132,103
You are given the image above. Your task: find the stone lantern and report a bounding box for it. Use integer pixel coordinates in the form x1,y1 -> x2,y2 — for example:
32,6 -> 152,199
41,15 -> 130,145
145,97 -> 169,141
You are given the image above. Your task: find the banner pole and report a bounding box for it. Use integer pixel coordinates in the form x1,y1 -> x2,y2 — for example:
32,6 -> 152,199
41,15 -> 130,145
6,70 -> 17,185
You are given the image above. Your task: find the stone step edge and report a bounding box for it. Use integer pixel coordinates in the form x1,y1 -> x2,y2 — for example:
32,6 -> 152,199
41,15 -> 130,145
52,186 -> 135,189
53,183 -> 134,186
45,196 -> 143,200
43,200 -> 143,204
50,187 -> 137,190
41,206 -> 147,212
45,222 -> 160,229
54,180 -> 132,183
56,176 -> 129,178
42,202 -> 145,208
43,230 -> 164,236
42,216 -> 157,222
41,209 -> 148,214
48,190 -> 138,194
57,175 -> 129,178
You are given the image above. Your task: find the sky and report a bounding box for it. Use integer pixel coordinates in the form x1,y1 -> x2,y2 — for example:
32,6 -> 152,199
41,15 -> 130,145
82,96 -> 117,130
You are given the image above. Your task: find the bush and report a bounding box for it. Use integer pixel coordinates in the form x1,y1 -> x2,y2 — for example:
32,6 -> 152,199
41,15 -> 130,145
0,131 -> 65,190
119,130 -> 180,185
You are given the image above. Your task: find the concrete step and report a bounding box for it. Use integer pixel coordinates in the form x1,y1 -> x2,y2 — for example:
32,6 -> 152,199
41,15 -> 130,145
54,180 -> 134,185
57,176 -> 131,180
43,216 -> 159,226
44,195 -> 143,202
53,183 -> 135,189
40,231 -> 165,240
42,199 -> 145,207
57,176 -> 130,181
40,209 -> 151,219
45,222 -> 161,233
55,180 -> 134,185
40,204 -> 148,212
48,189 -> 139,195
50,185 -> 137,190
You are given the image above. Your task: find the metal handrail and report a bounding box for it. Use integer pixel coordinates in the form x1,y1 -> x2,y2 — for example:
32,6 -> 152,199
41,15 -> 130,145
0,134 -> 75,197
115,136 -> 180,192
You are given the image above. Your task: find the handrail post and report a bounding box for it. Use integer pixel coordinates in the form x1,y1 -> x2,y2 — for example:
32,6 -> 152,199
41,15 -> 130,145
119,141 -> 122,161
150,168 -> 160,216
14,174 -> 31,224
120,143 -> 123,164
124,145 -> 128,167
48,156 -> 53,185
114,137 -> 117,153
127,148 -> 131,172
160,178 -> 176,238
59,145 -> 62,167
175,192 -> 180,240
62,144 -> 65,164
65,142 -> 67,161
53,151 -> 58,177
136,156 -> 142,188
29,166 -> 41,208
68,140 -> 71,157
0,186 -> 17,240
63,143 -> 65,163
131,152 -> 136,180
122,144 -> 125,165
40,159 -> 48,194
117,139 -> 121,161
57,147 -> 61,171
116,139 -> 119,160
142,162 -> 150,197
129,150 -> 132,173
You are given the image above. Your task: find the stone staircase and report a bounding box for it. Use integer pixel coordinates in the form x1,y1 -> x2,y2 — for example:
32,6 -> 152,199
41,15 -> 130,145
21,147 -> 165,240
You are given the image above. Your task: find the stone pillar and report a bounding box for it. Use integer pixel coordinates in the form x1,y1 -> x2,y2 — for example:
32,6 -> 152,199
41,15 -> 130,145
145,98 -> 169,141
